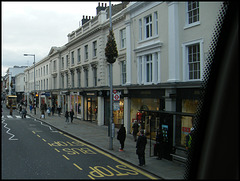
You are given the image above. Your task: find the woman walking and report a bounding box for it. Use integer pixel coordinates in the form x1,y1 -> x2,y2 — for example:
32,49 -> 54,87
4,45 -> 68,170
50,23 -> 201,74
117,124 -> 126,151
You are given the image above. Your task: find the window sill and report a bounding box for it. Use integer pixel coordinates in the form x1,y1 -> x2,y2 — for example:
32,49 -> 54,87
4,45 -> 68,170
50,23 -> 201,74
184,21 -> 200,30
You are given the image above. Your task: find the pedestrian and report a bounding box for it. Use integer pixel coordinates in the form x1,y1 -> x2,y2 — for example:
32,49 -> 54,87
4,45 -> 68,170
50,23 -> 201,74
57,105 -> 61,117
51,105 -> 55,116
156,129 -> 164,160
30,104 -> 32,114
70,109 -> 74,123
65,110 -> 69,124
47,106 -> 51,116
136,129 -> 147,166
19,105 -> 22,113
186,127 -> 194,153
132,120 -> 140,142
40,103 -> 45,119
117,124 -> 126,151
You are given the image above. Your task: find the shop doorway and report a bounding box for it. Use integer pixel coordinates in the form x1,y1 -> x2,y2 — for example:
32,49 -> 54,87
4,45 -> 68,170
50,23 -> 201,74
86,98 -> 97,122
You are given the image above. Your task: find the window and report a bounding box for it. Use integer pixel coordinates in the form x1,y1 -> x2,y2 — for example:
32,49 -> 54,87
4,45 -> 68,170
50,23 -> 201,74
120,28 -> 126,49
146,54 -> 153,83
43,66 -> 45,76
182,40 -> 203,81
187,2 -> 199,24
66,74 -> 69,87
121,61 -> 126,84
71,71 -> 74,88
85,45 -> 88,60
61,74 -> 64,88
138,52 -> 160,85
154,12 -> 158,36
77,48 -> 81,63
85,69 -> 88,87
139,19 -> 142,41
53,61 -> 56,72
62,57 -> 64,69
46,79 -> 48,90
188,43 -> 200,80
71,51 -> 74,65
145,15 -> 152,38
46,65 -> 48,75
66,55 -> 69,68
77,70 -> 81,87
93,67 -> 97,86
93,41 -> 97,57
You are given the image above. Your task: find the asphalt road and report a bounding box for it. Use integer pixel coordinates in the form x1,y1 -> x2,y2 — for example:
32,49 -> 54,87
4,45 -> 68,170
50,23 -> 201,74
2,106 -> 158,179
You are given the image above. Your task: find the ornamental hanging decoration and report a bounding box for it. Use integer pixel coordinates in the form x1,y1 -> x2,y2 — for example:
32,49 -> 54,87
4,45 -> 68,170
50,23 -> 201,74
105,29 -> 118,64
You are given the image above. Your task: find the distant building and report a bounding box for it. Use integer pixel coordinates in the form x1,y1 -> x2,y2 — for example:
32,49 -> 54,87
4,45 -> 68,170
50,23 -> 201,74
5,66 -> 28,96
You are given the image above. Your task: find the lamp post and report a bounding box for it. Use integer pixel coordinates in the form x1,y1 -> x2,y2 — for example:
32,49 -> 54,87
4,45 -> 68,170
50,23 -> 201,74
24,53 -> 36,115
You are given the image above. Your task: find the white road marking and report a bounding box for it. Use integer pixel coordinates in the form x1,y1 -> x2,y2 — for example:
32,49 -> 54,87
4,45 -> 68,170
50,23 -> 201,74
15,115 -> 21,119
7,115 -> 13,119
1,119 -> 18,141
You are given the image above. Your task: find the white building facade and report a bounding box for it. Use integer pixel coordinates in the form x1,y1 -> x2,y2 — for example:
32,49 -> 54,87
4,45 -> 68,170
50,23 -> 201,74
24,2 -> 223,150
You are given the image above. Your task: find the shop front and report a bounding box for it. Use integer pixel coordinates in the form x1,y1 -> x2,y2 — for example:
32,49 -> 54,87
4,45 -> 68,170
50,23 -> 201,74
175,88 -> 201,147
103,90 -> 124,129
83,91 -> 98,123
128,89 -> 165,138
70,92 -> 82,119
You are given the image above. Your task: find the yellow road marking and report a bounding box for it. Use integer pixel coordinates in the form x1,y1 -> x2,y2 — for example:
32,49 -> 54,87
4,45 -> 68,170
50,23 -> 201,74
32,131 -> 36,134
37,134 -> 41,138
73,163 -> 83,170
63,134 -> 158,180
55,148 -> 60,152
42,139 -> 46,142
62,154 -> 70,160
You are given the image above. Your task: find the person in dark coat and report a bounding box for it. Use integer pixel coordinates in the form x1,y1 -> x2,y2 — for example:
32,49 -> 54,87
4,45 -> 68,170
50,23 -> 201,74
132,120 -> 139,142
70,109 -> 74,123
65,111 -> 69,124
117,124 -> 126,151
136,129 -> 147,166
156,129 -> 164,160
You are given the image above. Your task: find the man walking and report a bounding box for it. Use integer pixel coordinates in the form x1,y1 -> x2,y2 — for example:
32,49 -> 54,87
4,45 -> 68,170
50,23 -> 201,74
136,129 -> 147,166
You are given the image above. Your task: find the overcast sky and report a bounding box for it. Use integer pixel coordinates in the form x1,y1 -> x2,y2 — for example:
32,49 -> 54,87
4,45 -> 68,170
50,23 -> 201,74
2,1 -> 121,76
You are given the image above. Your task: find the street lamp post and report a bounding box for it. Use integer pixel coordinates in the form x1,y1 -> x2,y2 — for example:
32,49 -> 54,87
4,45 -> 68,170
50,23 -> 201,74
24,54 -> 36,115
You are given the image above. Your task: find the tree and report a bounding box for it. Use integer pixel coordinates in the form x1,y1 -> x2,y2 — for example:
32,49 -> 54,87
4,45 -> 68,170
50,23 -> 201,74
105,29 -> 118,64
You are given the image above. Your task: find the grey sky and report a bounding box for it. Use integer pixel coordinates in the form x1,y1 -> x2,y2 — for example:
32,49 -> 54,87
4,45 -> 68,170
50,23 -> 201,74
2,1 -> 120,76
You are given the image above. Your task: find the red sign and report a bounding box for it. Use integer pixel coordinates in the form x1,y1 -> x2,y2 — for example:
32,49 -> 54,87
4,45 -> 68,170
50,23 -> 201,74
182,127 -> 190,133
113,90 -> 117,94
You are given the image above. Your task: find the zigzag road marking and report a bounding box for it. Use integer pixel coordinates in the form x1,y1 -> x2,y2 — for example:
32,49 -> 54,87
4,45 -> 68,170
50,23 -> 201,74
1,119 -> 18,141
32,118 -> 58,133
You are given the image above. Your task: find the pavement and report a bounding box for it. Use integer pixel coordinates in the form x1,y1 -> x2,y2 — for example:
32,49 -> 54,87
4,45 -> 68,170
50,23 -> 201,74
25,107 -> 186,179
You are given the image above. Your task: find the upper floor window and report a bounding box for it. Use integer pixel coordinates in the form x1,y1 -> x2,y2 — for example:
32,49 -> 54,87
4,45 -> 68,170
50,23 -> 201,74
61,57 -> 64,69
139,19 -> 142,41
77,48 -> 81,63
121,61 -> 126,85
182,39 -> 203,81
46,65 -> 48,75
154,12 -> 158,36
145,15 -> 152,39
53,60 -> 56,72
71,51 -> 75,65
187,2 -> 199,24
66,55 -> 69,68
188,43 -> 200,80
85,45 -> 88,60
93,67 -> 97,86
93,41 -> 97,57
120,28 -> 126,49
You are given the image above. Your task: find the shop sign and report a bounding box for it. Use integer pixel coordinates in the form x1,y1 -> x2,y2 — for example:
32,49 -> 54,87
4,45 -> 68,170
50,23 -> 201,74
113,101 -> 120,111
182,127 -> 190,134
113,91 -> 121,101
